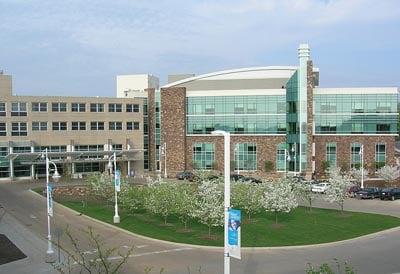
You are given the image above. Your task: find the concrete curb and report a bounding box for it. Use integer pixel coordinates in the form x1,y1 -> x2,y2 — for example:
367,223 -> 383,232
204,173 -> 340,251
28,189 -> 400,251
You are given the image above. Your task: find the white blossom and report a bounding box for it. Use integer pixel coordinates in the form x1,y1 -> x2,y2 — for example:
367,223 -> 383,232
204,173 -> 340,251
194,180 -> 224,237
262,178 -> 298,224
325,167 -> 352,212
231,181 -> 264,220
376,165 -> 398,185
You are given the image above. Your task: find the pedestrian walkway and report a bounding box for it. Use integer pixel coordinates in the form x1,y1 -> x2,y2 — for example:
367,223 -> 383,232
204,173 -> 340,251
0,211 -> 56,274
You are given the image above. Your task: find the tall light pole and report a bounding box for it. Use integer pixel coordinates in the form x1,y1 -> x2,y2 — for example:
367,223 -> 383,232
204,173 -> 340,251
360,144 -> 364,188
211,130 -> 230,274
163,143 -> 167,178
44,148 -> 61,263
107,152 -> 120,223
292,143 -> 297,175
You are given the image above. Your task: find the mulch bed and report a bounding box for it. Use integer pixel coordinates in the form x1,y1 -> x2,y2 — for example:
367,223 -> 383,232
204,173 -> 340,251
0,234 -> 27,265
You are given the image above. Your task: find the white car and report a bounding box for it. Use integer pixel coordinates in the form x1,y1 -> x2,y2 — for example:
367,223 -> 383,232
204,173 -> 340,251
311,183 -> 330,193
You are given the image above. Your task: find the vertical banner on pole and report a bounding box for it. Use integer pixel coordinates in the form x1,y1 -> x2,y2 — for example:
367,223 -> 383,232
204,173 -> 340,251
115,170 -> 121,192
228,209 -> 241,259
48,184 -> 54,217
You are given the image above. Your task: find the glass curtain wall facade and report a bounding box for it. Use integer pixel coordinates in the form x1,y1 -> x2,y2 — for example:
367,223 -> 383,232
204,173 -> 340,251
186,96 -> 286,134
314,94 -> 397,134
0,147 -> 9,178
286,71 -> 299,172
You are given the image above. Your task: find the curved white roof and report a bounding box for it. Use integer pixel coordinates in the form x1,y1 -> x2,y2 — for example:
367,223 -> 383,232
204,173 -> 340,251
163,66 -> 298,88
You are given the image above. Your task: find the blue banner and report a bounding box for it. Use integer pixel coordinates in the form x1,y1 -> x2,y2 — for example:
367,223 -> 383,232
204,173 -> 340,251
228,208 -> 241,259
48,184 -> 54,217
115,170 -> 121,192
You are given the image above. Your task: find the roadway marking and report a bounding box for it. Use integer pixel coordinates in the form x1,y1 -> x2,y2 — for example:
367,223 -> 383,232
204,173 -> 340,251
29,214 -> 37,219
73,247 -> 193,265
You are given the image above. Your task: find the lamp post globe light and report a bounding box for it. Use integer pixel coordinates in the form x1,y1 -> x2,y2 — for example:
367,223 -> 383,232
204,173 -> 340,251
43,148 -> 61,263
107,152 -> 120,223
211,130 -> 231,274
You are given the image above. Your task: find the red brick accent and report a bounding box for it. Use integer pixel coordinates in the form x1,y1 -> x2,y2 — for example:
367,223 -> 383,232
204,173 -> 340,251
160,87 -> 187,177
314,135 -> 396,177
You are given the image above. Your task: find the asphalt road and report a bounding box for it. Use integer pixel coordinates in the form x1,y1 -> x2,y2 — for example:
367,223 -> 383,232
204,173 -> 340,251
0,181 -> 400,274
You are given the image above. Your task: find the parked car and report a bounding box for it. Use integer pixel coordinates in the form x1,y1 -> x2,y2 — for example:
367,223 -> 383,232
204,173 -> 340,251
355,187 -> 381,199
230,174 -> 245,181
380,188 -> 400,201
244,176 -> 262,184
348,185 -> 361,198
176,171 -> 195,181
311,183 -> 330,193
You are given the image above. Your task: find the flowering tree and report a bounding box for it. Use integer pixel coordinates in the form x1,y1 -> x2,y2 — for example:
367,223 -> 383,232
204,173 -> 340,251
376,165 -> 398,186
293,180 -> 315,212
262,178 -> 298,224
350,168 -> 368,186
174,184 -> 197,230
231,182 -> 264,220
325,167 -> 352,212
85,173 -> 114,203
119,185 -> 147,215
144,182 -> 177,225
194,180 -> 224,237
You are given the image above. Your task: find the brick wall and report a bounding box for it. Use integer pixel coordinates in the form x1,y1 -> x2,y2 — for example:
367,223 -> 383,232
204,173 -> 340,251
161,87 -> 187,177
186,135 -> 286,178
314,135 -> 396,177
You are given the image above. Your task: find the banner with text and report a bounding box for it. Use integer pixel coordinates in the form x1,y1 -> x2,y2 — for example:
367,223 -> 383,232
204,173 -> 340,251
48,184 -> 54,217
115,170 -> 121,192
228,208 -> 241,259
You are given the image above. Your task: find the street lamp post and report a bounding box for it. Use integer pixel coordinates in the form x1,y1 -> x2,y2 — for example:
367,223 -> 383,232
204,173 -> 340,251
107,152 -> 120,223
360,144 -> 364,188
291,143 -> 297,175
163,143 -> 167,178
44,148 -> 61,263
211,130 -> 230,274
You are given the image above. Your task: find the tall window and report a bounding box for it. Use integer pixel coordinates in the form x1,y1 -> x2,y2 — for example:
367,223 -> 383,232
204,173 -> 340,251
0,147 -> 9,178
11,122 -> 27,136
235,143 -> 257,171
109,121 -> 122,130
32,102 -> 47,112
11,102 -> 27,116
72,121 -> 86,130
0,123 -> 6,136
276,143 -> 286,172
375,143 -> 386,170
350,143 -> 361,169
326,142 -> 337,168
52,122 -> 67,131
90,103 -> 104,112
126,104 -> 139,112
71,103 -> 85,112
193,143 -> 214,170
90,122 -> 104,130
0,103 -> 6,116
52,102 -> 67,112
127,121 -> 140,130
108,103 -> 122,112
32,122 -> 47,131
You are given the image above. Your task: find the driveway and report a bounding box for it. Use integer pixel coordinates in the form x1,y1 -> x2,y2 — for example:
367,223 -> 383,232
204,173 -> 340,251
0,181 -> 399,274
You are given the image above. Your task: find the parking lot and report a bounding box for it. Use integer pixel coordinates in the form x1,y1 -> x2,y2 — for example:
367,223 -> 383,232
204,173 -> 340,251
311,195 -> 400,218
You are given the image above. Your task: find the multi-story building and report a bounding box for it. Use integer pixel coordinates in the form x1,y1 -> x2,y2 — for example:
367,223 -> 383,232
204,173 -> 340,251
139,44 -> 398,179
0,73 -> 145,180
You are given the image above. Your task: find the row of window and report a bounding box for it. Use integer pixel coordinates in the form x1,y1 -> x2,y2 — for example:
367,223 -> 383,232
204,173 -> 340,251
0,121 -> 140,136
0,102 -> 140,115
325,142 -> 386,170
192,142 -> 388,172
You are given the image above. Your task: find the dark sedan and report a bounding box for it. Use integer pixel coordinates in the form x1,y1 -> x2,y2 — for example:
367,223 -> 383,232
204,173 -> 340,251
356,187 -> 380,199
176,171 -> 195,181
380,188 -> 400,201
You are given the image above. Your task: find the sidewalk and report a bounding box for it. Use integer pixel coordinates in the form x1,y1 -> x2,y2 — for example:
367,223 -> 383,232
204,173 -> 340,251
0,212 -> 56,274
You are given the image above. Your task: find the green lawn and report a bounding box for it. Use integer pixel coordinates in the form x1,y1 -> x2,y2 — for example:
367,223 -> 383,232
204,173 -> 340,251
59,200 -> 400,247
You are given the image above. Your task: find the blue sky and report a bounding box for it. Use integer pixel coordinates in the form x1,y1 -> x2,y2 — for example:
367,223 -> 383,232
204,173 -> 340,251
0,0 -> 399,97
